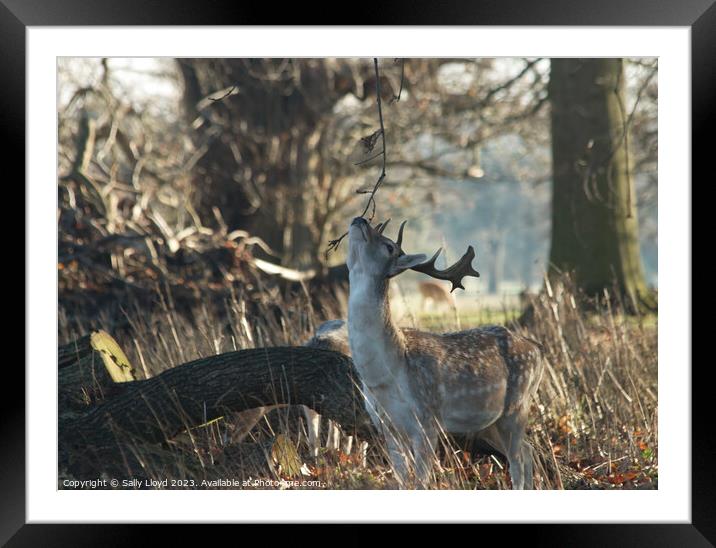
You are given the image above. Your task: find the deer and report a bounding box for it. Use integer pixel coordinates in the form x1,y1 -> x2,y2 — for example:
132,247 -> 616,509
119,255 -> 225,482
418,280 -> 456,312
346,217 -> 544,489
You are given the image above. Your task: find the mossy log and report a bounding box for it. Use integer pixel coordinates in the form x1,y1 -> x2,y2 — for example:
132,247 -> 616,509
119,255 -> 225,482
58,343 -> 372,478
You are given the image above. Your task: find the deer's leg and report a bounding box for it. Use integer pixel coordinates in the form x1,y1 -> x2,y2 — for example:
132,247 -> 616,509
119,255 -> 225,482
385,431 -> 410,487
475,424 -> 511,483
494,414 -> 529,490
477,417 -> 528,490
505,439 -> 527,489
362,388 -> 410,485
507,447 -> 525,490
521,441 -> 534,490
326,420 -> 341,452
303,406 -> 321,458
357,440 -> 369,467
226,406 -> 272,444
342,434 -> 354,455
410,424 -> 438,488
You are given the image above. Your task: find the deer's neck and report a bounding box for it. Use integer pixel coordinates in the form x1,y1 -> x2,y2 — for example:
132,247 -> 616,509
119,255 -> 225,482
347,273 -> 407,389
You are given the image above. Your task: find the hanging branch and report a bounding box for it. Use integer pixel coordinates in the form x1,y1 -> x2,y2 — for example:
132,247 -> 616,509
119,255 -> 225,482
356,58 -> 388,220
326,58 -> 389,256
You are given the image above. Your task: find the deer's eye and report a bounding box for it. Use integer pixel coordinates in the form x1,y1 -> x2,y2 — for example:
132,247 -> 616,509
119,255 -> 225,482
384,243 -> 394,254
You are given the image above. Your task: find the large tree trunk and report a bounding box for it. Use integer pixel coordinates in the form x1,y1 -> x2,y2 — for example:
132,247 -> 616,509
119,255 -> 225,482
178,59 -> 376,270
548,59 -> 653,310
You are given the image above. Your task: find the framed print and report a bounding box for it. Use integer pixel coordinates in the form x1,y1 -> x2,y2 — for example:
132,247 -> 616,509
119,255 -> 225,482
5,0 -> 710,544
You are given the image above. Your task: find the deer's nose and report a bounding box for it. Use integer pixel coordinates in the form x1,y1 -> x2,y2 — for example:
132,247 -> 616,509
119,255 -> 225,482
351,217 -> 367,227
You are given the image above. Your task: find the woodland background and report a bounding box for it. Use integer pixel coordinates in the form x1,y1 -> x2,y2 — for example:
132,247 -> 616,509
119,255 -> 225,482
57,58 -> 658,490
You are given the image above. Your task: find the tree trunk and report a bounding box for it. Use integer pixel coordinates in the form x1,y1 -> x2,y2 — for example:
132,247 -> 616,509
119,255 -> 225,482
548,59 -> 654,310
59,344 -> 373,478
178,59 -> 375,270
487,233 -> 506,295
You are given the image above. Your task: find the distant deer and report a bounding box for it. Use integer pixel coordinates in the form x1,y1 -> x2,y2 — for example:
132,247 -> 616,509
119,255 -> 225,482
418,280 -> 456,312
346,217 -> 544,488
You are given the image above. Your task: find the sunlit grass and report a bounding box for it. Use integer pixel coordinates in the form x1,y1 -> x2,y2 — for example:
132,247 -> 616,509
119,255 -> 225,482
417,308 -> 522,331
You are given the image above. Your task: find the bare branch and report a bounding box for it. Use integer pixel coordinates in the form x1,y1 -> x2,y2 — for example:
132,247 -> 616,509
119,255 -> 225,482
326,58 -> 389,256
207,85 -> 238,102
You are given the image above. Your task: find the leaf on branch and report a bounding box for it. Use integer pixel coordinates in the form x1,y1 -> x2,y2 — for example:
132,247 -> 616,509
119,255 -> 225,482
360,129 -> 382,154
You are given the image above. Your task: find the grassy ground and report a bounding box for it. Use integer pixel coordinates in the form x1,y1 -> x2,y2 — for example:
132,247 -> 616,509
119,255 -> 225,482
59,278 -> 657,490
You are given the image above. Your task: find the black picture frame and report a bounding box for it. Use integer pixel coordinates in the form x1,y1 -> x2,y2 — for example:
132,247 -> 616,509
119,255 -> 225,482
6,0 -> 708,544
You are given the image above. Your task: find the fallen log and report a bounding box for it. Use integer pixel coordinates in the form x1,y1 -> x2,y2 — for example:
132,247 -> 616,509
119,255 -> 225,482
59,344 -> 372,478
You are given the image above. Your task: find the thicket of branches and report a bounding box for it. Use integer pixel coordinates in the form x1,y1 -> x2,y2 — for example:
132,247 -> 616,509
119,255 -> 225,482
58,63 -> 266,292
58,57 -> 657,323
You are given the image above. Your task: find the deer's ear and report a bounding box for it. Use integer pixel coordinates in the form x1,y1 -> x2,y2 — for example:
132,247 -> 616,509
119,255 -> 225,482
388,253 -> 427,277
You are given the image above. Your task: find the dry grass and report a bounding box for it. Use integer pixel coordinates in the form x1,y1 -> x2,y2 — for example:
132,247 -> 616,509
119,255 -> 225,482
58,275 -> 657,490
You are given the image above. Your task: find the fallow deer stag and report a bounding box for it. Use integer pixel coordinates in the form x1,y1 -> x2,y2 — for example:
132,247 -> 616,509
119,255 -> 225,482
346,217 -> 544,489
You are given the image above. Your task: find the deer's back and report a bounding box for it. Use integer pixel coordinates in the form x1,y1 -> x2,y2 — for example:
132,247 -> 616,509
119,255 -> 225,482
402,325 -> 543,428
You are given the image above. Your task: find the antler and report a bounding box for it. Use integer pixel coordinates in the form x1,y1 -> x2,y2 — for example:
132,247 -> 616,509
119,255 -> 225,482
375,218 -> 406,241
375,219 -> 390,234
376,219 -> 480,292
411,246 -> 480,293
395,220 -> 407,248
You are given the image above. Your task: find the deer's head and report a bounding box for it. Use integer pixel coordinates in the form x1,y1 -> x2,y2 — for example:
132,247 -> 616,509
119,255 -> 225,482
347,217 -> 426,280
347,217 -> 481,290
